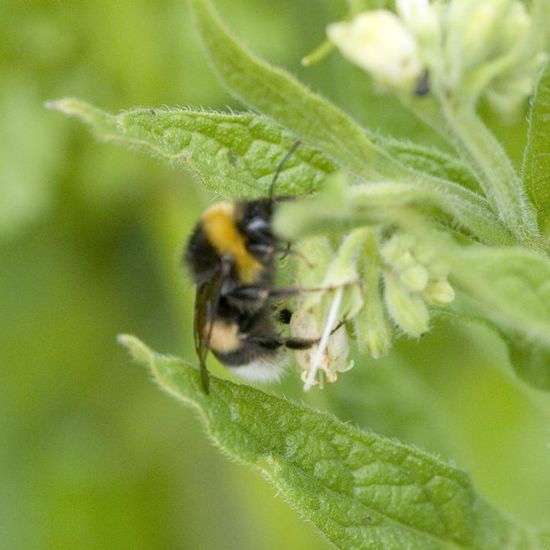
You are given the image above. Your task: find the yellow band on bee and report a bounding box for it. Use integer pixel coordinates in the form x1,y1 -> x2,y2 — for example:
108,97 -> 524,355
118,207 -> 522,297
204,320 -> 241,353
201,203 -> 263,284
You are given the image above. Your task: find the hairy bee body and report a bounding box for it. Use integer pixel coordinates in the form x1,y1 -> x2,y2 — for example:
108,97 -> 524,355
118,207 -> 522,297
186,199 -> 275,278
184,198 -> 292,386
183,141 -> 318,391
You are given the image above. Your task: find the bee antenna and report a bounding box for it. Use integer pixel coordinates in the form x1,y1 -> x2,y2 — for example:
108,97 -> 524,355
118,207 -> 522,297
269,140 -> 301,202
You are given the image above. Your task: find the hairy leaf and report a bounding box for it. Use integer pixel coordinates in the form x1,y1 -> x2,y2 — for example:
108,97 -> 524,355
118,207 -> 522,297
451,246 -> 550,344
374,135 -> 480,194
274,174 -> 513,247
119,335 -> 547,550
46,98 -> 335,198
523,61 -> 550,236
448,246 -> 550,389
443,290 -> 550,391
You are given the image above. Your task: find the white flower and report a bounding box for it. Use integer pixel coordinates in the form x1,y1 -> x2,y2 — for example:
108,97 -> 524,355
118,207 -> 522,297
396,0 -> 442,69
327,11 -> 423,90
291,294 -> 354,390
441,0 -> 546,109
328,0 -> 547,113
396,0 -> 439,40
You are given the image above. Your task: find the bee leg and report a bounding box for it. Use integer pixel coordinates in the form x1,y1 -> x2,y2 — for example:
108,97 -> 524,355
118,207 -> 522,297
266,286 -> 302,299
281,337 -> 318,350
222,285 -> 270,310
247,320 -> 345,352
275,246 -> 313,267
267,279 -> 363,299
247,335 -> 317,351
247,243 -> 275,261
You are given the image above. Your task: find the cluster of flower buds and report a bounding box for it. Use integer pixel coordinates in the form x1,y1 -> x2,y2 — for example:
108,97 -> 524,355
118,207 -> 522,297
380,233 -> 455,338
289,228 -> 455,388
327,0 -> 547,113
289,231 -> 367,389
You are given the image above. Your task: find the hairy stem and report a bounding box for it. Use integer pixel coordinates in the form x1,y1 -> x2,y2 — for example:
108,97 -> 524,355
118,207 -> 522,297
439,99 -> 541,248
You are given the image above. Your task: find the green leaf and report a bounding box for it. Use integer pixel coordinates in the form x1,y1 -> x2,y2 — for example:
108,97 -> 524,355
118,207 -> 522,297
190,0 -> 408,181
523,61 -> 550,236
447,245 -> 550,389
119,334 -> 547,550
445,293 -> 550,392
506,337 -> 550,391
46,98 -> 335,199
450,246 -> 550,346
274,173 -> 514,248
373,135 -> 480,194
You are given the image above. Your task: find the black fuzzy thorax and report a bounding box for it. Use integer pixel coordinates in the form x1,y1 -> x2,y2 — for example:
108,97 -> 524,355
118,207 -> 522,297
183,198 -> 291,369
183,198 -> 278,288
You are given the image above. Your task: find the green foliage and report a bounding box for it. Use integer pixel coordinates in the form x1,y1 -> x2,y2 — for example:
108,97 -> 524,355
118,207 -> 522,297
120,335 -> 548,550
372,135 -> 480,194
446,246 -> 550,390
46,99 -> 335,199
43,0 -> 550,547
523,62 -> 550,236
450,246 -> 550,346
273,173 -> 513,247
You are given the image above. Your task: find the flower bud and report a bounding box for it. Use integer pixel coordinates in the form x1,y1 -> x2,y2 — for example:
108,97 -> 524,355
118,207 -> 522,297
327,11 -> 423,90
354,297 -> 393,359
396,0 -> 441,67
399,264 -> 429,292
331,0 -> 547,112
423,279 -> 455,305
443,0 -> 546,109
383,272 -> 430,338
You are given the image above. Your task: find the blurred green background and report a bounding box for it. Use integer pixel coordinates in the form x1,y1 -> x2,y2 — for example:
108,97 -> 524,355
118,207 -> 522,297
2,1 -> 550,548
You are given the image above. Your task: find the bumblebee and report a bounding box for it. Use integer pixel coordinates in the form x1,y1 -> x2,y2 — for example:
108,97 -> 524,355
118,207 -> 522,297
184,143 -> 316,392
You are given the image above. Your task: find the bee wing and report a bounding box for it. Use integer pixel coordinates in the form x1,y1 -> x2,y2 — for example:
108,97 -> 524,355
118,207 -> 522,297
193,257 -> 232,393
194,280 -> 215,393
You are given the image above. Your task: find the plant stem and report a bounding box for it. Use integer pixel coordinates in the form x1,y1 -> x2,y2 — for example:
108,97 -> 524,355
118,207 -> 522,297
439,99 -> 542,248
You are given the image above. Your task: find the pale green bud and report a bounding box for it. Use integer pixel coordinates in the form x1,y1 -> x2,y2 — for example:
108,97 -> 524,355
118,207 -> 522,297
327,11 -> 423,90
354,299 -> 393,359
423,279 -> 455,305
380,234 -> 416,268
362,324 -> 392,360
353,229 -> 394,359
383,272 -> 430,338
399,264 -> 429,292
381,234 -> 430,292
